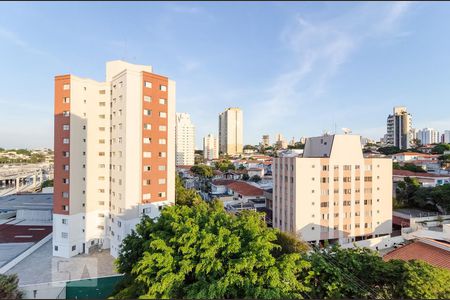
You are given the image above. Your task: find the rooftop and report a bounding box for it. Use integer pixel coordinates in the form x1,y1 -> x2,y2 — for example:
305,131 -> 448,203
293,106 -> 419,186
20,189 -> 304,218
383,239 -> 450,270
227,181 -> 264,196
0,193 -> 53,212
211,179 -> 236,186
393,170 -> 450,178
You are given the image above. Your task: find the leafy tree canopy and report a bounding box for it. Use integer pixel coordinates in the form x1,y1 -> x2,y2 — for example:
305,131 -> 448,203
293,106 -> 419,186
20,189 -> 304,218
175,175 -> 202,206
378,146 -> 403,155
431,144 -> 450,154
190,165 -> 214,178
114,201 -> 312,299
0,274 -> 23,299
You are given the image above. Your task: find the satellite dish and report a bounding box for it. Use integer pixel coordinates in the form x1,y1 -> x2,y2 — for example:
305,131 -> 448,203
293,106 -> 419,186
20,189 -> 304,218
342,128 -> 352,134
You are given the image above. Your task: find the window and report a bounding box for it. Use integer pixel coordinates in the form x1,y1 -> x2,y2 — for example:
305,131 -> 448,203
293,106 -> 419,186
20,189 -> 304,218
99,90 -> 106,94
62,192 -> 69,198
72,245 -> 76,251
159,152 -> 166,158
61,232 -> 68,238
143,138 -> 151,144
63,97 -> 70,103
63,124 -> 70,131
144,124 -> 151,130
144,96 -> 152,103
144,81 -> 152,88
63,165 -> 69,171
99,139 -> 105,144
99,152 -> 105,156
99,114 -> 105,119
158,192 -> 166,197
99,164 -> 105,168
158,178 -> 166,184
99,127 -> 105,131
63,111 -> 70,117
159,98 -> 166,104
159,112 -> 167,118
143,193 -> 151,200
143,179 -> 151,185
63,84 -> 70,90
322,165 -> 329,171
62,219 -> 68,224
364,176 -> 372,182
98,189 -> 105,193
160,85 -> 167,91
344,165 -> 351,171
54,246 -> 58,251
63,205 -> 69,211
144,109 -> 152,116
159,125 -> 166,131
99,201 -> 105,206
144,165 -> 151,171
143,152 -> 151,158
63,178 -> 69,184
159,138 -> 166,145
158,165 -> 166,171
63,151 -> 69,157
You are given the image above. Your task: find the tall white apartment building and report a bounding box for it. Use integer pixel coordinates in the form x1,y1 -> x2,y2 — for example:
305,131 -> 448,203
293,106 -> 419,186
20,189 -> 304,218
444,130 -> 450,144
175,113 -> 195,166
386,106 -> 413,149
203,134 -> 219,160
219,108 -> 243,155
417,128 -> 440,145
53,61 -> 175,258
273,134 -> 392,245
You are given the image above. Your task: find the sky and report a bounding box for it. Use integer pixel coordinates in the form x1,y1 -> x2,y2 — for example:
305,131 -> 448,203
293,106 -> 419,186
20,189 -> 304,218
1,1 -> 450,149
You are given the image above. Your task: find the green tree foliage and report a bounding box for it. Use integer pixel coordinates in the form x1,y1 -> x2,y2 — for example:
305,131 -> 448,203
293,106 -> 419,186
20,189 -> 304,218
287,142 -> 305,150
175,175 -> 202,206
113,202 -> 312,299
250,175 -> 262,182
378,146 -> 402,155
393,162 -> 426,173
41,179 -> 54,189
431,143 -> 450,154
242,174 -> 250,181
399,260 -> 450,299
214,160 -> 236,172
243,145 -> 258,150
396,176 -> 450,212
0,274 -> 23,299
272,232 -> 310,258
190,165 -> 213,178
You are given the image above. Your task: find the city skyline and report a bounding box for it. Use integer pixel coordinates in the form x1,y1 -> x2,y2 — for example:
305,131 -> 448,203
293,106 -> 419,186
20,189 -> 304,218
2,2 -> 450,149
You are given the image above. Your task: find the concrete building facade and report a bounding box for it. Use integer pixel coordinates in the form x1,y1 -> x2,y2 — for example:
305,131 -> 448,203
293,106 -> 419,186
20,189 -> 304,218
219,108 -> 243,155
53,61 -> 175,258
273,134 -> 392,245
417,128 -> 440,145
386,106 -> 413,149
203,133 -> 219,160
175,113 -> 195,166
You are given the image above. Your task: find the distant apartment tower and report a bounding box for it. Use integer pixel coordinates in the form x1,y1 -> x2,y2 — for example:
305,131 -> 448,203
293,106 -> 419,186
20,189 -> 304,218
275,133 -> 288,149
262,135 -> 270,147
53,61 -> 175,258
175,113 -> 195,166
273,134 -> 392,245
219,108 -> 243,155
203,134 -> 219,160
444,130 -> 450,144
417,128 -> 440,145
386,106 -> 412,149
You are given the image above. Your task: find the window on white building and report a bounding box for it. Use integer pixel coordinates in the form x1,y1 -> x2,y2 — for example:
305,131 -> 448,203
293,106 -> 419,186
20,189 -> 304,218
144,81 -> 152,88
61,232 -> 68,238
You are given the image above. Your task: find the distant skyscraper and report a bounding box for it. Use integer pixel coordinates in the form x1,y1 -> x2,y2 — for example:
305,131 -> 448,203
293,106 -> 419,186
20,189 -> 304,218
275,133 -> 287,149
203,134 -> 219,160
386,106 -> 413,149
417,128 -> 440,145
444,130 -> 450,144
175,113 -> 195,165
219,108 -> 243,155
262,135 -> 270,147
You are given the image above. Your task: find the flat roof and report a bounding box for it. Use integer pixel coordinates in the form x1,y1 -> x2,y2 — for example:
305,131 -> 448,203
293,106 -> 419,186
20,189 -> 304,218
0,243 -> 33,267
0,193 -> 53,212
394,208 -> 439,218
6,238 -> 118,285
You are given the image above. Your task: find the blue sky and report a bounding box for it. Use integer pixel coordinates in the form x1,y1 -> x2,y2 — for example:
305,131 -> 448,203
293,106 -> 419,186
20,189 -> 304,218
1,1 -> 450,149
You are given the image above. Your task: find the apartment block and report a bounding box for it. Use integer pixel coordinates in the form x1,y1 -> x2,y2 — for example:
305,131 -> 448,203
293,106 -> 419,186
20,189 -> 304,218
203,133 -> 219,160
175,113 -> 195,166
416,128 -> 440,145
273,134 -> 392,245
386,106 -> 413,149
219,108 -> 243,155
53,61 -> 175,258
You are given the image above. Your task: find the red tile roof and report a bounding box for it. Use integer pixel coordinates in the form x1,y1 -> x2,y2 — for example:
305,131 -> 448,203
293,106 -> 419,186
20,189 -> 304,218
227,181 -> 264,196
383,240 -> 450,270
0,224 -> 52,243
393,170 -> 450,178
212,179 -> 236,186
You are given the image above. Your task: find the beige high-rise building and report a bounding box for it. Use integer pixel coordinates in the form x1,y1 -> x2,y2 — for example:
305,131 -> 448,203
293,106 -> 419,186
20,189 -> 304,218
262,135 -> 270,147
175,113 -> 195,166
53,61 -> 175,258
386,106 -> 413,149
203,134 -> 219,160
273,134 -> 392,245
219,108 -> 243,155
